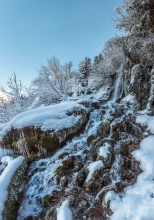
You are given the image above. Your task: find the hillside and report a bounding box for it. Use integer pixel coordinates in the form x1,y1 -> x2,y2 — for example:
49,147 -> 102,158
0,0 -> 154,219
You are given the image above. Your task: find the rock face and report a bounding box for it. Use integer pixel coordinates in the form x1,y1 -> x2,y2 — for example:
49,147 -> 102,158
0,104 -> 89,157
128,64 -> 151,110
16,101 -> 146,220
147,68 -> 154,115
0,63 -> 153,219
2,159 -> 27,220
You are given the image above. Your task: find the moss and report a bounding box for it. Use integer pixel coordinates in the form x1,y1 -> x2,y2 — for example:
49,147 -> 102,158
58,152 -> 69,159
55,166 -> 65,176
93,170 -> 101,179
60,177 -> 68,188
43,194 -> 51,207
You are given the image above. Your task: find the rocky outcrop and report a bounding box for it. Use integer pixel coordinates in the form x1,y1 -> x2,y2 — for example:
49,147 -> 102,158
147,68 -> 154,115
128,64 -> 151,110
0,106 -> 89,158
2,159 -> 27,220
17,102 -> 146,220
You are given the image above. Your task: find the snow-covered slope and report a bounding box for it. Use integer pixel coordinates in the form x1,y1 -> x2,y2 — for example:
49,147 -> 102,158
106,113 -> 154,220
0,86 -> 153,220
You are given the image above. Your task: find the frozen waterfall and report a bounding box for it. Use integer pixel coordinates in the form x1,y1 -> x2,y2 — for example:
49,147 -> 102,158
112,65 -> 124,101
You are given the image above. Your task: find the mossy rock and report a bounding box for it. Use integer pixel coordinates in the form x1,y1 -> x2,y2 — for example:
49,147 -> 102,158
87,135 -> 96,146
74,160 -> 84,171
55,166 -> 65,176
60,176 -> 68,188
62,157 -> 75,169
58,152 -> 69,159
1,106 -> 89,158
2,159 -> 27,220
43,194 -> 51,207
76,170 -> 87,186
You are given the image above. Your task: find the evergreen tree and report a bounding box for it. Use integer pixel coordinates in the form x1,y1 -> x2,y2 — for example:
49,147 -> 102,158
79,57 -> 91,78
92,54 -> 104,75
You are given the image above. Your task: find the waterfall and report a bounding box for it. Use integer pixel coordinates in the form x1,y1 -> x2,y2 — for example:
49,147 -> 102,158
112,65 -> 124,101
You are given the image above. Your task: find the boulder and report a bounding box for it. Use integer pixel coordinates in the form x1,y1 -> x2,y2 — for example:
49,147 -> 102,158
0,102 -> 89,157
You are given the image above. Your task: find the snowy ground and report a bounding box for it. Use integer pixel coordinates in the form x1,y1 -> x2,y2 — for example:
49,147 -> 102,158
106,113 -> 154,220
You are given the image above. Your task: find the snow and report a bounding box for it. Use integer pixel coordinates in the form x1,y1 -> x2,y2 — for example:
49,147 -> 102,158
0,101 -> 88,141
136,114 -> 154,134
0,156 -> 25,220
122,94 -> 136,104
18,107 -> 93,219
57,200 -> 72,220
0,150 -> 14,173
86,160 -> 104,182
107,114 -> 154,220
27,96 -> 40,110
18,157 -> 63,219
0,149 -> 5,161
0,148 -> 13,161
1,156 -> 14,167
99,143 -> 110,158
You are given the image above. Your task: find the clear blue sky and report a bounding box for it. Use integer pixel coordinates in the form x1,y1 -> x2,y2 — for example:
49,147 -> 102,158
0,0 -> 123,86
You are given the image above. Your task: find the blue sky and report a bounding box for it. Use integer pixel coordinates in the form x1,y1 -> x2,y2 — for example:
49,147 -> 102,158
0,0 -> 123,86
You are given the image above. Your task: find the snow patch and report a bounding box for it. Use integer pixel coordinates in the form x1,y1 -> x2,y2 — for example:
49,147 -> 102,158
57,200 -> 72,220
122,94 -> 136,104
86,160 -> 104,182
136,114 -> 154,134
1,156 -> 14,167
99,143 -> 110,158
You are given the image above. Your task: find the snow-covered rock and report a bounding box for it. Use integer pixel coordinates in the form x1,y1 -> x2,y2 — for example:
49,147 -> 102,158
86,160 -> 104,182
0,156 -> 26,220
0,101 -> 89,157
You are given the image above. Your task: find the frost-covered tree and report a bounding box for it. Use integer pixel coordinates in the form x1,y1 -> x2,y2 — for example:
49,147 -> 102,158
79,57 -> 91,78
103,36 -> 126,72
78,57 -> 91,88
0,73 -> 29,122
115,0 -> 154,36
31,57 -> 77,105
115,0 -> 154,63
92,54 -> 104,75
